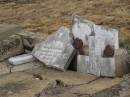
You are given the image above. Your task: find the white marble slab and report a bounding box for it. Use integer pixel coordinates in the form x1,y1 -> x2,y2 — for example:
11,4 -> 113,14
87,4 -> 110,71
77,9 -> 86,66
32,27 -> 75,71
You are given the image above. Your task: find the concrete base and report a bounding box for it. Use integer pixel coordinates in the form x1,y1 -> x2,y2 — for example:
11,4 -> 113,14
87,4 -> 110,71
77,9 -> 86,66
10,62 -> 41,73
0,61 -> 123,97
77,49 -> 130,77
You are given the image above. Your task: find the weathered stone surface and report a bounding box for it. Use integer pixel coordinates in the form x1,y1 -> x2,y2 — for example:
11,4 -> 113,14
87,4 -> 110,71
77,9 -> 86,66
77,55 -> 89,74
0,24 -> 24,61
101,58 -> 115,77
72,15 -> 122,77
87,36 -> 105,76
8,54 -> 36,65
72,15 -> 119,51
88,36 -> 101,76
94,24 -> 119,49
72,15 -> 93,47
11,62 -> 41,72
32,27 -> 75,71
18,32 -> 44,53
0,35 -> 24,61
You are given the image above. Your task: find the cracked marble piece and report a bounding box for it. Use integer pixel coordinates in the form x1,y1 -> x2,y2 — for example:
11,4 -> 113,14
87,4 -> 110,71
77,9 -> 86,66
77,55 -> 89,74
32,27 -> 75,71
11,62 -> 41,73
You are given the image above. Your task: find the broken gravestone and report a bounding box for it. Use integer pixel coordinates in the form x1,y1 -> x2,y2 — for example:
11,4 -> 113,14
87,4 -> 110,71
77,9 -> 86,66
72,15 -> 127,77
32,27 -> 75,71
0,24 -> 24,61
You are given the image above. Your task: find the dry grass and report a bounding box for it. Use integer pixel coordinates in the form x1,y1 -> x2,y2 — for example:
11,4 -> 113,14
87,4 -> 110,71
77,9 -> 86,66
0,0 -> 130,47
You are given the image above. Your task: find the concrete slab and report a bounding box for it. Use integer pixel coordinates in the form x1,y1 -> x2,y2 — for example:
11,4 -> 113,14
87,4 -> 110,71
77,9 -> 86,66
72,15 -> 93,47
11,61 -> 41,73
72,15 -> 119,50
88,36 -> 102,76
94,24 -> 119,49
72,15 -> 122,77
0,62 -> 122,97
77,55 -> 89,74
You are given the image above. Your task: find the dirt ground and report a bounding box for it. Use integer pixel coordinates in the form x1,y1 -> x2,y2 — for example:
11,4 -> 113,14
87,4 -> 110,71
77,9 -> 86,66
0,62 -> 122,97
0,0 -> 130,47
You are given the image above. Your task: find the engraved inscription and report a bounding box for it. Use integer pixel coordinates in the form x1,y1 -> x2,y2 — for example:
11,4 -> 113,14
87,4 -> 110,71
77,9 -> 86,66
34,41 -> 65,64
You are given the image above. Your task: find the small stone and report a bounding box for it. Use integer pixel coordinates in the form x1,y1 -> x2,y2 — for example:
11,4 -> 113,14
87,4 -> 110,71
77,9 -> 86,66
103,45 -> 114,57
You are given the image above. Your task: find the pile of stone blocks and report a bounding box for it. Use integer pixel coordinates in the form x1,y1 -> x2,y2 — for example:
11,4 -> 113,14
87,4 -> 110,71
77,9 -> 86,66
72,15 -> 130,77
0,16 -> 129,77
27,15 -> 129,77
0,24 -> 42,75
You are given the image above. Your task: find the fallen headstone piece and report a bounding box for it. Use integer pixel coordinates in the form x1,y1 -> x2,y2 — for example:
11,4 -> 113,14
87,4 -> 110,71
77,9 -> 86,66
32,26 -> 75,71
5,15 -> 130,77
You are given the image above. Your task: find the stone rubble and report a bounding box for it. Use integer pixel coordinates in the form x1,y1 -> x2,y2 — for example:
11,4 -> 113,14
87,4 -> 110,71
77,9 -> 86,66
0,16 -> 129,77
72,15 -> 129,77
